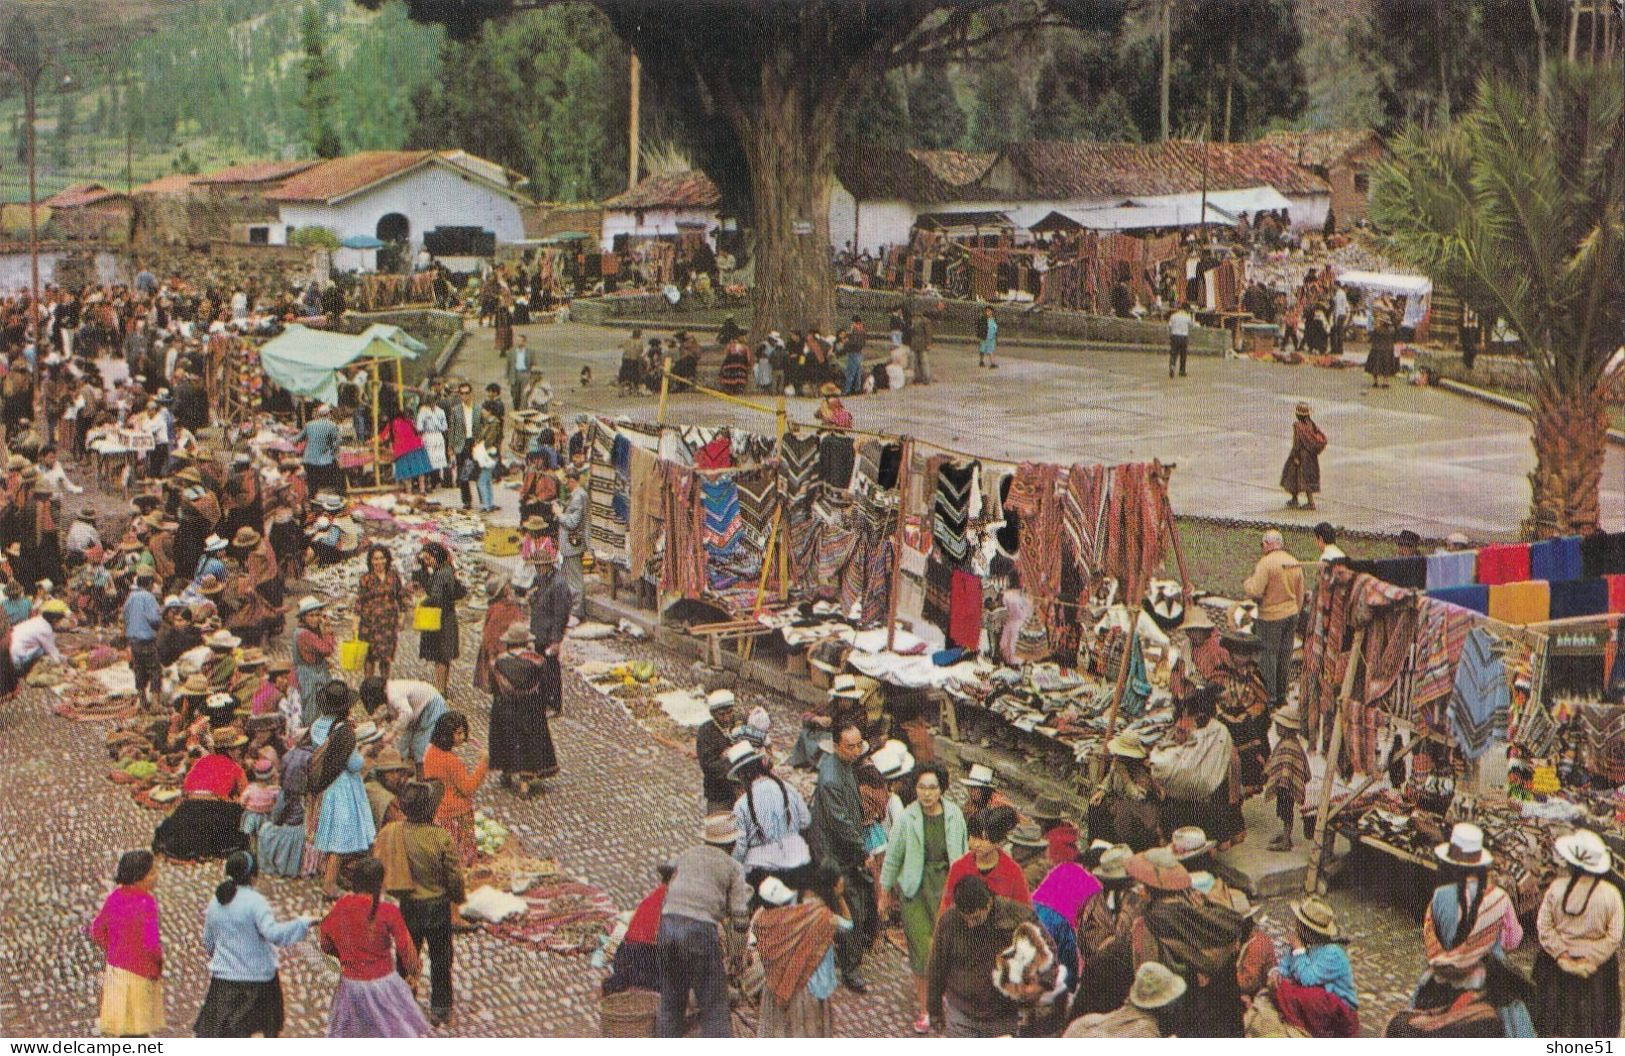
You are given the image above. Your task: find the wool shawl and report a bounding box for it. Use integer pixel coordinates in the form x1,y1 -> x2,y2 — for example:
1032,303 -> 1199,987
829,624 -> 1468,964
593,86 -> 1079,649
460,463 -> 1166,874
1033,862 -> 1102,925
1425,880 -> 1516,983
754,902 -> 838,1005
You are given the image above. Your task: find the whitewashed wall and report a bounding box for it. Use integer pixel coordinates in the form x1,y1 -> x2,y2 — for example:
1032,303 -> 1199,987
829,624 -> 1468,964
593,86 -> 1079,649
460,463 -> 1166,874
599,207 -> 718,252
277,165 -> 528,252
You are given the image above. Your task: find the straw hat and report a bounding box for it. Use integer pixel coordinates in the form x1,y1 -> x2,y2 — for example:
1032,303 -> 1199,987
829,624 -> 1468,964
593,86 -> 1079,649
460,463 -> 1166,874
314,492 -> 346,511
203,534 -> 229,552
1125,847 -> 1192,892
1555,829 -> 1612,875
1295,401 -> 1312,416
237,648 -> 267,669
962,763 -> 997,788
1168,826 -> 1216,861
197,574 -> 224,595
205,630 -> 240,650
1094,844 -> 1133,881
700,812 -> 742,845
1290,895 -> 1342,939
870,738 -> 915,781
724,740 -> 763,778
204,692 -> 237,713
522,515 -> 548,532
296,596 -> 326,617
213,730 -> 249,750
5,454 -> 26,471
174,467 -> 203,486
829,673 -> 864,700
500,621 -> 534,646
1273,705 -> 1302,730
1178,604 -> 1215,633
758,876 -> 796,906
819,382 -> 841,398
179,673 -> 209,696
1107,730 -> 1148,760
370,747 -> 414,774
232,526 -> 261,549
1128,962 -> 1187,1011
269,658 -> 293,675
1435,822 -> 1492,868
706,689 -> 737,712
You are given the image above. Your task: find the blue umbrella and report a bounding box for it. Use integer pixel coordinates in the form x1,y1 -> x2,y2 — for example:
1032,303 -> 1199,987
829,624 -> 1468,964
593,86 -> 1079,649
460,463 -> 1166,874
341,234 -> 386,250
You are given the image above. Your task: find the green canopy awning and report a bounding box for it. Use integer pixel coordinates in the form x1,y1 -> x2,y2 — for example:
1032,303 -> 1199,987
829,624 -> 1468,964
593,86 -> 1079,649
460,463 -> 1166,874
258,324 -> 419,405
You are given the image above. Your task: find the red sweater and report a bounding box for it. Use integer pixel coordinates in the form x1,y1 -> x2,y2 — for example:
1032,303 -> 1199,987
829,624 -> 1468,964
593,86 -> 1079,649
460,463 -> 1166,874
183,753 -> 247,799
319,894 -> 419,981
625,884 -> 668,946
939,851 -> 1031,917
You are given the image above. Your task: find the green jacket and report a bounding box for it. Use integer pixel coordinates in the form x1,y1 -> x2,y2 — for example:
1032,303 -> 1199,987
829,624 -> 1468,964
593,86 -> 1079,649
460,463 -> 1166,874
880,800 -> 967,900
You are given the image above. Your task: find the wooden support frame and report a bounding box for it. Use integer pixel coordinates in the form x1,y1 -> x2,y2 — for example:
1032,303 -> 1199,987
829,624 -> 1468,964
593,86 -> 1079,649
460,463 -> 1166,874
348,354 -> 407,494
1305,627 -> 1366,895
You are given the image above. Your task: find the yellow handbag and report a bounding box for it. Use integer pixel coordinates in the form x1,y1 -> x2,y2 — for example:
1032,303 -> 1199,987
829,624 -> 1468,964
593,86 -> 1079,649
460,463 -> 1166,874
338,618 -> 369,671
413,604 -> 443,632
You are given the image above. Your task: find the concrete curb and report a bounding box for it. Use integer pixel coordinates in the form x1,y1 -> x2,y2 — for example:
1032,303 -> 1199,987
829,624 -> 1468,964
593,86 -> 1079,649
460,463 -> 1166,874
1436,378 -> 1625,446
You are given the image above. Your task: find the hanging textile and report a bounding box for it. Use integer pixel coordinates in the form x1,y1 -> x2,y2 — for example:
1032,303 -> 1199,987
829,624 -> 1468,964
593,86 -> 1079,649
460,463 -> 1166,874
626,446 -> 663,580
1549,578 -> 1610,619
588,421 -> 629,563
851,440 -> 886,496
1575,702 -> 1625,783
1529,536 -> 1583,584
1006,462 -> 1064,629
1060,462 -> 1108,578
1353,573 -> 1420,719
1050,542 -> 1089,666
701,476 -> 743,562
660,463 -> 706,598
778,433 -> 821,507
1449,627 -> 1510,760
1425,551 -> 1478,591
1409,597 -> 1477,732
932,459 -> 978,565
732,467 -> 779,559
1428,584 -> 1490,615
923,553 -> 953,638
1476,543 -> 1532,585
818,433 -> 856,489
876,443 -> 904,490
1511,681 -> 1561,758
1488,581 -> 1551,624
694,433 -> 733,470
948,570 -> 983,652
1100,462 -> 1171,601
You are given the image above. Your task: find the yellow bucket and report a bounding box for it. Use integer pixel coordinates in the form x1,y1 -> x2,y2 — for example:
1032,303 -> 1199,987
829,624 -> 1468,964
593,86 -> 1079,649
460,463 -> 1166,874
414,604 -> 443,632
338,638 -> 369,671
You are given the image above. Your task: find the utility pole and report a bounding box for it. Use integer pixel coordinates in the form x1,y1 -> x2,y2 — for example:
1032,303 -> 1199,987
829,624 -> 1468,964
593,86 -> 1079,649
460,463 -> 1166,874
1160,0 -> 1172,142
628,50 -> 640,191
25,75 -> 39,347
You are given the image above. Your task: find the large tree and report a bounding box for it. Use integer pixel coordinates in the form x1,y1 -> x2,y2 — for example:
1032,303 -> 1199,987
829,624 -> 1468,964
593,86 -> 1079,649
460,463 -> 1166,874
907,64 -> 965,149
363,0 -> 1124,336
1370,61 -> 1625,537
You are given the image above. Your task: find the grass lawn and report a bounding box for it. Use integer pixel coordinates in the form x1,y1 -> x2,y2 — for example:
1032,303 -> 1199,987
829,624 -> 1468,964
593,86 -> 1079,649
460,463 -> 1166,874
1168,516 -> 1405,594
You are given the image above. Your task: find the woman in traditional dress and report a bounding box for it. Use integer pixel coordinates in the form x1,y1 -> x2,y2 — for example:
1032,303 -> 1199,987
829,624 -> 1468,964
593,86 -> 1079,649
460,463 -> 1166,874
1533,829 -> 1622,1038
292,597 -> 335,726
473,575 -> 526,694
319,857 -> 430,1038
257,737 -> 313,878
384,408 -> 432,488
354,545 -> 408,682
1280,402 -> 1326,511
1072,845 -> 1140,1018
718,338 -> 752,395
413,543 -> 463,695
152,730 -> 251,861
752,867 -> 851,1038
309,682 -> 377,901
487,621 -> 558,797
1028,861 -> 1098,1035
1364,311 -> 1401,389
1126,847 -> 1249,1038
420,711 -> 488,865
89,850 -> 165,1038
1088,731 -> 1163,852
1409,823 -> 1534,1037
814,383 -> 853,429
194,850 -> 310,1038
1149,686 -> 1243,849
728,742 -> 813,891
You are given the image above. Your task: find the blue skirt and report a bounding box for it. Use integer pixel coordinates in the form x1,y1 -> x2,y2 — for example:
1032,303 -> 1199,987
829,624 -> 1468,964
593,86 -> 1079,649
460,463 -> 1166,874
393,447 -> 433,482
315,772 -> 377,854
257,822 -> 309,877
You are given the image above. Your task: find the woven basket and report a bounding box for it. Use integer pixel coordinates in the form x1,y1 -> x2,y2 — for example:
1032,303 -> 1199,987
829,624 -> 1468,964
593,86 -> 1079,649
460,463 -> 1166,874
600,989 -> 659,1038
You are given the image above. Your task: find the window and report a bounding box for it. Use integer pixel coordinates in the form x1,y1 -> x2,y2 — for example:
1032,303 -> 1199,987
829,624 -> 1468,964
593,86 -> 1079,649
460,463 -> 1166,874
1353,172 -> 1370,194
247,226 -> 269,245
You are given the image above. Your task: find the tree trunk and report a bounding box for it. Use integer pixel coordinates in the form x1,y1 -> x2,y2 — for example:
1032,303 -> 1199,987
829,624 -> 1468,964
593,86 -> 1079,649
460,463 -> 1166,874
737,63 -> 836,343
1525,376 -> 1610,538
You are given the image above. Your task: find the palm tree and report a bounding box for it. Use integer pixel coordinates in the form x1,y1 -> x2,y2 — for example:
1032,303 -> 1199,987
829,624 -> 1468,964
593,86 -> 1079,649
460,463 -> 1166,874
1370,61 -> 1625,538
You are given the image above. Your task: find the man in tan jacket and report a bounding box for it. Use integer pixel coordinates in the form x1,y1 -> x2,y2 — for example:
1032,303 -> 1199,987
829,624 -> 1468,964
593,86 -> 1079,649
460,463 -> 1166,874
1243,529 -> 1305,711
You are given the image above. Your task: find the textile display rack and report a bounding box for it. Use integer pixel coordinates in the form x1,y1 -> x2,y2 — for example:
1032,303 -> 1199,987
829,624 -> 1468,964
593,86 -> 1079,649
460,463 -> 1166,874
1298,558 -> 1625,904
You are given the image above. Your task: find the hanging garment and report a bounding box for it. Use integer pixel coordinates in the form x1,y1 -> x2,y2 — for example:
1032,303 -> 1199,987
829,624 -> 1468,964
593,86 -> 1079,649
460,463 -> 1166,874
1488,581 -> 1551,625
660,464 -> 706,598
694,433 -> 733,471
818,433 -> 856,490
1449,627 -> 1510,760
932,460 -> 977,565
1100,462 -> 1171,600
1299,564 -> 1360,747
948,569 -> 983,652
1549,578 -> 1610,620
588,422 -> 629,563
1425,551 -> 1478,591
1530,537 -> 1584,584
778,433 -> 821,506
1476,543 -> 1532,585
701,476 -> 743,568
1060,462 -> 1108,578
1428,584 -> 1490,615
1609,575 -> 1625,615
1411,598 -> 1478,716
732,467 -> 780,568
923,554 -> 953,638
1349,557 -> 1426,590
1581,532 -> 1611,579
1007,462 -> 1064,629
876,443 -> 903,490
626,446 -> 664,580
1575,702 -> 1625,783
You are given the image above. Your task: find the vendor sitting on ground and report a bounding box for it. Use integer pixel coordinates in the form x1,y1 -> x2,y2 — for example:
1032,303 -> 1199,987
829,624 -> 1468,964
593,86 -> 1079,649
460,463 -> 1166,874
153,729 -> 252,861
1270,896 -> 1359,1037
1150,685 -> 1244,850
814,384 -> 852,429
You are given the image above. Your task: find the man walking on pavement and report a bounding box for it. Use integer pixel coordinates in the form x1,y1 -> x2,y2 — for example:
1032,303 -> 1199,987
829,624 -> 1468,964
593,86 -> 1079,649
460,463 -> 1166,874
558,466 -> 589,621
811,721 -> 875,993
1167,304 -> 1192,378
655,813 -> 752,1037
442,382 -> 483,511
508,334 -> 532,408
1331,284 -> 1349,358
1243,528 -> 1305,711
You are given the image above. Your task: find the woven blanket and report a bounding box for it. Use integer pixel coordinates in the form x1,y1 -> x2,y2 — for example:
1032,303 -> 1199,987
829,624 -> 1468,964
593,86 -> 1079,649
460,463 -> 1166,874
660,463 -> 706,598
818,433 -> 856,489
626,446 -> 663,580
1061,462 -> 1108,578
1300,564 -> 1358,747
738,433 -> 777,466
852,439 -> 885,497
1576,701 -> 1625,783
1410,597 -> 1476,722
933,459 -> 977,565
924,553 -> 953,637
702,477 -> 743,560
1011,462 -> 1063,626
589,422 -> 628,563
678,425 -> 719,457
778,432 -> 821,509
1449,627 -> 1509,760
1101,462 -> 1170,600
1510,681 -> 1561,758
733,467 -> 779,558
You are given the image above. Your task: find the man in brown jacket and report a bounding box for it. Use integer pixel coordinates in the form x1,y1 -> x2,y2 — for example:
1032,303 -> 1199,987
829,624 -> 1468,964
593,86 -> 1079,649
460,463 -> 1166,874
1243,529 -> 1305,710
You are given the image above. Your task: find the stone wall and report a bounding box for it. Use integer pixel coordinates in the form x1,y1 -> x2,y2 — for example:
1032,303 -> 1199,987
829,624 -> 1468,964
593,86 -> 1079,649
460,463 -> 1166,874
1416,349 -> 1625,401
134,244 -> 329,294
335,309 -> 465,386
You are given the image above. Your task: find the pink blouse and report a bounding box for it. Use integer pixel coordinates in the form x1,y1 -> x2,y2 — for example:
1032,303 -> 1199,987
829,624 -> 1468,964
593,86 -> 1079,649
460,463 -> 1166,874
89,886 -> 163,980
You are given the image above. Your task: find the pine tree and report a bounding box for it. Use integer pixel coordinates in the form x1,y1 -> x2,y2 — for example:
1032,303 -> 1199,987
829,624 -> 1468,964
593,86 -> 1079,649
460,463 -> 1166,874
300,3 -> 342,158
842,74 -> 908,147
967,64 -> 1029,151
907,65 -> 965,149
52,95 -> 75,169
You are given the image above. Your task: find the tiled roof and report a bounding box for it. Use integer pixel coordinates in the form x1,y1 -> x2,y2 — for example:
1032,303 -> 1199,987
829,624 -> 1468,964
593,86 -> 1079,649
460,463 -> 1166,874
265,151 -> 436,203
602,171 -> 720,210
41,183 -> 126,209
986,140 -> 1330,199
837,148 -> 997,203
132,173 -> 199,196
193,159 -> 319,185
1261,128 -> 1388,170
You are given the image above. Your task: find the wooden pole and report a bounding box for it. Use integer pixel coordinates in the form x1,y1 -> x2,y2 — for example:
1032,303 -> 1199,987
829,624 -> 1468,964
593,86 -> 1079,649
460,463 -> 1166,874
656,366 -> 671,426
883,436 -> 913,652
628,51 -> 641,192
1162,493 -> 1193,609
1306,628 -> 1366,895
370,358 -> 383,490
776,394 -> 789,601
